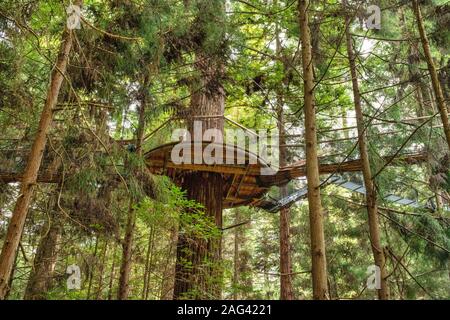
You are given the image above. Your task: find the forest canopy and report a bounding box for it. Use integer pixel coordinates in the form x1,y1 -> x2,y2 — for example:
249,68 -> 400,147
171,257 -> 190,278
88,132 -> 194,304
0,0 -> 449,301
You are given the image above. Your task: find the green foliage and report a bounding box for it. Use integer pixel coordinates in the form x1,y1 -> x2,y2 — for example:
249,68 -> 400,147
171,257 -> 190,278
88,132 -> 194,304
0,0 -> 449,301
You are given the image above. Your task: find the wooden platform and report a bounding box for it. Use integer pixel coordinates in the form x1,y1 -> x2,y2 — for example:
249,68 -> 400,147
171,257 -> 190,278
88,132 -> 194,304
1,143 -> 428,210
145,141 -> 429,209
144,141 -> 273,208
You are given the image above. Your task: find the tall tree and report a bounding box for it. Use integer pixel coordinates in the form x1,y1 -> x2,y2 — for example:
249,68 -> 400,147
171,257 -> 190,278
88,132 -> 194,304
275,21 -> 294,300
344,3 -> 389,300
23,197 -> 62,300
117,75 -> 150,300
412,0 -> 450,150
0,4 -> 79,298
173,0 -> 226,299
297,0 -> 329,300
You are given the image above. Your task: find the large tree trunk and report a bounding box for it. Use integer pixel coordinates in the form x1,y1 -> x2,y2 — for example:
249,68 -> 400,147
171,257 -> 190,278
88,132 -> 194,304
173,53 -> 225,300
23,201 -> 62,300
298,0 -> 329,300
412,0 -> 450,150
174,172 -> 223,299
117,76 -> 149,300
344,8 -> 389,300
0,20 -> 76,299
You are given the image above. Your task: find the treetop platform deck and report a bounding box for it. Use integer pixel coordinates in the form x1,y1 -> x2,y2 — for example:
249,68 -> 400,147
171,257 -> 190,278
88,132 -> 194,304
144,141 -> 428,209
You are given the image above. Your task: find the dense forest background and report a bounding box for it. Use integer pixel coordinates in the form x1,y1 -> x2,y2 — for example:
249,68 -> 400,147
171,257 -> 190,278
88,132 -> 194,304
0,0 -> 449,300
